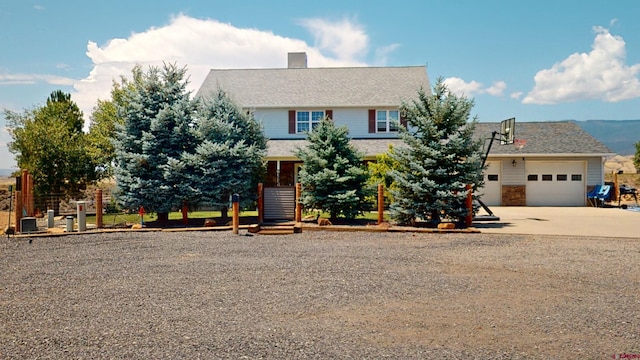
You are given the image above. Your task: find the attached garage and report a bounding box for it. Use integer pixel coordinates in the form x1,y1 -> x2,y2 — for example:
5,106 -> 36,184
481,161 -> 502,206
525,161 -> 586,206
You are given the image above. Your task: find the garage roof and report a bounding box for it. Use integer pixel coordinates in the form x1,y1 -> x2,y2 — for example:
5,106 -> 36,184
474,121 -> 613,156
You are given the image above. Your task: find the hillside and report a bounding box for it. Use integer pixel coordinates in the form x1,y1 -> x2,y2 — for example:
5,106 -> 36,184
576,119 -> 640,155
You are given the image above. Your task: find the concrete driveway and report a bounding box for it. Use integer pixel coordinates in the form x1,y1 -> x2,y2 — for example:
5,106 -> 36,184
473,206 -> 640,238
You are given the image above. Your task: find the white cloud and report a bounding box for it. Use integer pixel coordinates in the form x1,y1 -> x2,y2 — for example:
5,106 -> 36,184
0,73 -> 75,86
373,43 -> 401,66
485,81 -> 507,96
71,14 -> 372,127
523,26 -> 640,104
297,17 -> 369,61
444,77 -> 507,97
510,91 -> 523,100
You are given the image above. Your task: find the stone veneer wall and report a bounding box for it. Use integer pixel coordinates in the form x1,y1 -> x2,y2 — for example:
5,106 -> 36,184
502,185 -> 526,206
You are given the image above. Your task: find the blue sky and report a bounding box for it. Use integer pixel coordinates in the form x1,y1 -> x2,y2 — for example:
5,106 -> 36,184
1,0 -> 640,169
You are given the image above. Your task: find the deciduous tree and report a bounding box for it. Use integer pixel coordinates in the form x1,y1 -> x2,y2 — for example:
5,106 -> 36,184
87,72 -> 138,178
5,90 -> 98,205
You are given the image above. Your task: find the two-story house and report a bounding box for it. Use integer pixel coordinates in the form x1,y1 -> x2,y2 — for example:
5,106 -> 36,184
196,52 -> 612,207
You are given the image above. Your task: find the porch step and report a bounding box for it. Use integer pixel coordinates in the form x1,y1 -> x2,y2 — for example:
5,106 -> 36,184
248,223 -> 302,235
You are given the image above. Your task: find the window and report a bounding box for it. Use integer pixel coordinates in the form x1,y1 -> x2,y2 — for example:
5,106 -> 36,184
542,174 -> 552,181
376,109 -> 399,132
571,174 -> 582,181
527,174 -> 538,181
296,110 -> 324,133
557,174 -> 567,181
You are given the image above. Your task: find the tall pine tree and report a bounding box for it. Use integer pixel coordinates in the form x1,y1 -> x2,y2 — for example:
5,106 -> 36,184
184,89 -> 267,218
113,63 -> 197,222
296,118 -> 371,220
389,78 -> 484,226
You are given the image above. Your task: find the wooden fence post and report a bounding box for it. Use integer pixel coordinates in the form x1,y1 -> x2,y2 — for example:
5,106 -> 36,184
377,184 -> 384,224
295,183 -> 302,223
96,189 -> 103,228
15,190 -> 22,233
232,194 -> 239,234
257,183 -> 264,224
465,184 -> 473,228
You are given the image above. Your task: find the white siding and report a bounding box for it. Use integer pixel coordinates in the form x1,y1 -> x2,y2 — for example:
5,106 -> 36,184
480,161 -> 502,205
253,107 -> 404,139
586,157 -> 604,186
494,157 -> 526,185
254,109 -> 296,139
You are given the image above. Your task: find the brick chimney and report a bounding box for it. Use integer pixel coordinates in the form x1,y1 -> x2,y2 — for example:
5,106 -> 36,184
287,52 -> 307,69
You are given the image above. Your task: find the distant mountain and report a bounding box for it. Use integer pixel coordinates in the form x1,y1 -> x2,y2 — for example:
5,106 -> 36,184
0,169 -> 16,178
576,120 -> 640,156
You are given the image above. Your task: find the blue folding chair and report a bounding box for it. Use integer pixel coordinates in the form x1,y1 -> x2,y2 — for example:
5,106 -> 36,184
587,185 -> 602,207
588,185 -> 611,207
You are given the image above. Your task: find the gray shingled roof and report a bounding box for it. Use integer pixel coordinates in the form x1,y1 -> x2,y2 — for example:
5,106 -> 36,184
266,121 -> 612,158
266,138 -> 404,158
474,121 -> 612,155
196,66 -> 429,108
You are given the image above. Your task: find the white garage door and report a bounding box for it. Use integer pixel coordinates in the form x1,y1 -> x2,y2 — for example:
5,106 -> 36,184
526,161 -> 585,206
480,161 -> 502,206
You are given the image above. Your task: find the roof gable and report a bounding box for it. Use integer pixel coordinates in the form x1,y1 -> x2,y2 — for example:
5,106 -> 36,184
195,66 -> 429,108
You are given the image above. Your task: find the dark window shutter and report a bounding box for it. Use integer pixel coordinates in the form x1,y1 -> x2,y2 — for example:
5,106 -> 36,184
400,112 -> 407,128
325,109 -> 333,120
288,110 -> 296,134
368,109 -> 376,133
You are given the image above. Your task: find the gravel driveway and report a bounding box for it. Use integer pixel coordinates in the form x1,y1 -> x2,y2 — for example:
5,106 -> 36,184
1,231 -> 639,359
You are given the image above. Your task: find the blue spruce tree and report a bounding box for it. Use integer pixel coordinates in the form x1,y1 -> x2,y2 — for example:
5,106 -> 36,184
390,78 -> 484,226
113,63 -> 197,223
296,118 -> 372,221
185,89 -> 267,218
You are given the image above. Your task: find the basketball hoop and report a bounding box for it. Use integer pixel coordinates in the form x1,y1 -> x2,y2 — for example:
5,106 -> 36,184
513,138 -> 527,150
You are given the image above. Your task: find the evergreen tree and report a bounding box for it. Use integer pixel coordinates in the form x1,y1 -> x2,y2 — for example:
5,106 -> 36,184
389,78 -> 484,226
113,63 -> 197,222
296,118 -> 372,220
185,89 -> 267,217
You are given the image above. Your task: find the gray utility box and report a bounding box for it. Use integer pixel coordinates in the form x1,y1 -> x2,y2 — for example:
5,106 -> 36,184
20,217 -> 38,233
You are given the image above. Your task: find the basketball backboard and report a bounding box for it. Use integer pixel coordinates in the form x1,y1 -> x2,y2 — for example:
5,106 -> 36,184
500,118 -> 515,145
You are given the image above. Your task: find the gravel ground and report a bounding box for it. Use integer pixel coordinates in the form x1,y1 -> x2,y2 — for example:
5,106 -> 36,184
1,230 -> 639,359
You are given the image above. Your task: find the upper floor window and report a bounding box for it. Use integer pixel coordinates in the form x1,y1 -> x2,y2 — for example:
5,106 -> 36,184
297,110 -> 324,133
376,109 -> 399,133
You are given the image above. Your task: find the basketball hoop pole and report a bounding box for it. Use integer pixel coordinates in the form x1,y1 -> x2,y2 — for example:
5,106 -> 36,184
481,131 -> 499,169
476,118 -> 515,220
477,130 -> 500,217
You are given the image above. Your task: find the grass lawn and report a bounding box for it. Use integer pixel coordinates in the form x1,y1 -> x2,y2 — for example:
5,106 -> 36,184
88,210 -> 257,226
87,209 -> 388,226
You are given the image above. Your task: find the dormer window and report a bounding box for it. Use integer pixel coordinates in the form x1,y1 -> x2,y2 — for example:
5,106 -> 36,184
297,110 -> 324,133
376,109 -> 399,132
